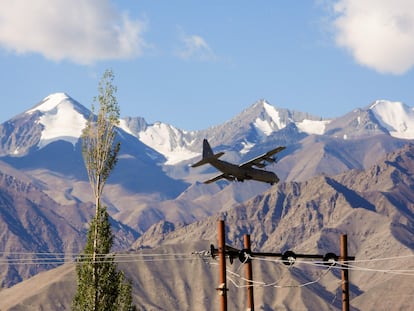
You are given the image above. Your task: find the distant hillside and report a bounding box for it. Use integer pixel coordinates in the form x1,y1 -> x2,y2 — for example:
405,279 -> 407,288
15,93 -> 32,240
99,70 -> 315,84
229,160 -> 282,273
1,144 -> 413,310
1,94 -> 414,290
0,160 -> 139,288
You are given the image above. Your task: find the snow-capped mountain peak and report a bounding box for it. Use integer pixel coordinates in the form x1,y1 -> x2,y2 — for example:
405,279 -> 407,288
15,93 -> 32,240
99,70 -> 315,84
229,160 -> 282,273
253,100 -> 286,135
369,100 -> 414,139
4,94 -> 414,166
122,120 -> 198,165
137,122 -> 196,165
27,93 -> 71,114
250,99 -> 329,136
27,93 -> 89,148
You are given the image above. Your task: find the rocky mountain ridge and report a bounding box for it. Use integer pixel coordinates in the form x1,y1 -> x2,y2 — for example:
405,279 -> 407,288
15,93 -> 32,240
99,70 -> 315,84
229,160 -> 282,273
0,93 -> 414,299
3,94 -> 414,165
0,143 -> 413,310
93,142 -> 414,310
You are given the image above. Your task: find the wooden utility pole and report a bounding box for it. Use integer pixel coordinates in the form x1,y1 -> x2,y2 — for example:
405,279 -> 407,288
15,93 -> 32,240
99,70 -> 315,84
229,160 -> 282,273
340,234 -> 350,311
243,234 -> 255,311
218,220 -> 228,311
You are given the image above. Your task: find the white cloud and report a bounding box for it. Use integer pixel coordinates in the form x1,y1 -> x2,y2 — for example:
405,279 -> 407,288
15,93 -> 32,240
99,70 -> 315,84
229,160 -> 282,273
0,0 -> 147,64
332,0 -> 414,74
177,33 -> 216,61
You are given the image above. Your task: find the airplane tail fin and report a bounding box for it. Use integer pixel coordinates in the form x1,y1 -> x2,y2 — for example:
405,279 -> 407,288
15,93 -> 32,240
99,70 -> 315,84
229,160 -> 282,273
191,139 -> 224,167
202,139 -> 214,158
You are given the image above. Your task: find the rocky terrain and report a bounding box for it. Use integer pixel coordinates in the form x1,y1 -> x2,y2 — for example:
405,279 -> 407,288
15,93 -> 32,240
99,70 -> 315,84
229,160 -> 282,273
0,94 -> 413,310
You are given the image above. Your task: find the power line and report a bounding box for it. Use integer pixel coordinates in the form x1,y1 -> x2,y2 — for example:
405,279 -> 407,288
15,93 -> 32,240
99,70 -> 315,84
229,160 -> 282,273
1,250 -> 413,276
0,251 -> 193,257
341,262 -> 414,276
1,251 -> 413,263
226,265 -> 335,289
349,253 -> 414,263
0,252 -> 205,265
245,255 -> 414,275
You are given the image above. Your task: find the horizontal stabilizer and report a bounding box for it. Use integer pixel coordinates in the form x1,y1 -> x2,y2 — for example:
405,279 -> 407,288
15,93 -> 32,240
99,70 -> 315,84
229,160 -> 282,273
191,152 -> 225,167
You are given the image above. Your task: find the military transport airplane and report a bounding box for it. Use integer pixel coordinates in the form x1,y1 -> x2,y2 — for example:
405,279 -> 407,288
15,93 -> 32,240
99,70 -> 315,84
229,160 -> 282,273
191,139 -> 285,185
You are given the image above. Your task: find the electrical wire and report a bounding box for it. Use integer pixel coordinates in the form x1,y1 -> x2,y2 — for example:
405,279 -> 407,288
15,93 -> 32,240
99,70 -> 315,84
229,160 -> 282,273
341,262 -> 414,276
347,253 -> 414,263
217,253 -> 414,292
248,254 -> 295,288
1,249 -> 414,278
0,251 -> 205,266
249,254 -> 414,275
0,251 -> 192,257
226,262 -> 335,289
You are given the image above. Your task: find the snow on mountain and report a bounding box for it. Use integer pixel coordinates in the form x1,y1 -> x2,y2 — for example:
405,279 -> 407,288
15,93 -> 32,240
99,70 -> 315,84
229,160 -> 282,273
20,93 -> 196,165
118,119 -> 135,135
26,93 -> 87,148
252,100 -> 329,136
253,101 -> 285,135
240,141 -> 255,154
370,100 -> 414,139
120,120 -> 199,165
130,100 -> 331,163
296,119 -> 330,135
8,93 -> 414,166
251,100 -> 286,137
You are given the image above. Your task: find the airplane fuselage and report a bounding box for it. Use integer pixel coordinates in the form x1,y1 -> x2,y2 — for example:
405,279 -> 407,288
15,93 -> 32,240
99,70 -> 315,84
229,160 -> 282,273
210,158 -> 279,184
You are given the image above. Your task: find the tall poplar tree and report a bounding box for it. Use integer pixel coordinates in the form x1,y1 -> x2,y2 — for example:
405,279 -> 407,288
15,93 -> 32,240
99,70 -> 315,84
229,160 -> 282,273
72,69 -> 135,311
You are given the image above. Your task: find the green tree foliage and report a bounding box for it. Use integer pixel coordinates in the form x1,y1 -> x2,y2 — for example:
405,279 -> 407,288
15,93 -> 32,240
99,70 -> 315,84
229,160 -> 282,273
82,69 -> 120,206
72,69 -> 136,311
72,206 -> 135,311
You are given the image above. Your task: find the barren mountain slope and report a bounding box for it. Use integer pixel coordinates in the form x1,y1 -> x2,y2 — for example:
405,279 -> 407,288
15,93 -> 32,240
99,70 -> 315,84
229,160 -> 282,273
0,160 -> 140,288
1,145 -> 413,310
0,161 -> 86,287
130,144 -> 414,310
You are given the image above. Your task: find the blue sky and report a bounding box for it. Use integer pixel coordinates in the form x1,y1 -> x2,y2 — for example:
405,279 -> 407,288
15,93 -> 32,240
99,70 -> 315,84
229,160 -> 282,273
1,0 -> 414,130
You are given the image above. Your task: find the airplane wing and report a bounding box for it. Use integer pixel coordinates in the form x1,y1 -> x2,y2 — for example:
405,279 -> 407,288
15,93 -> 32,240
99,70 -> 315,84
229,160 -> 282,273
204,173 -> 235,184
240,146 -> 286,168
